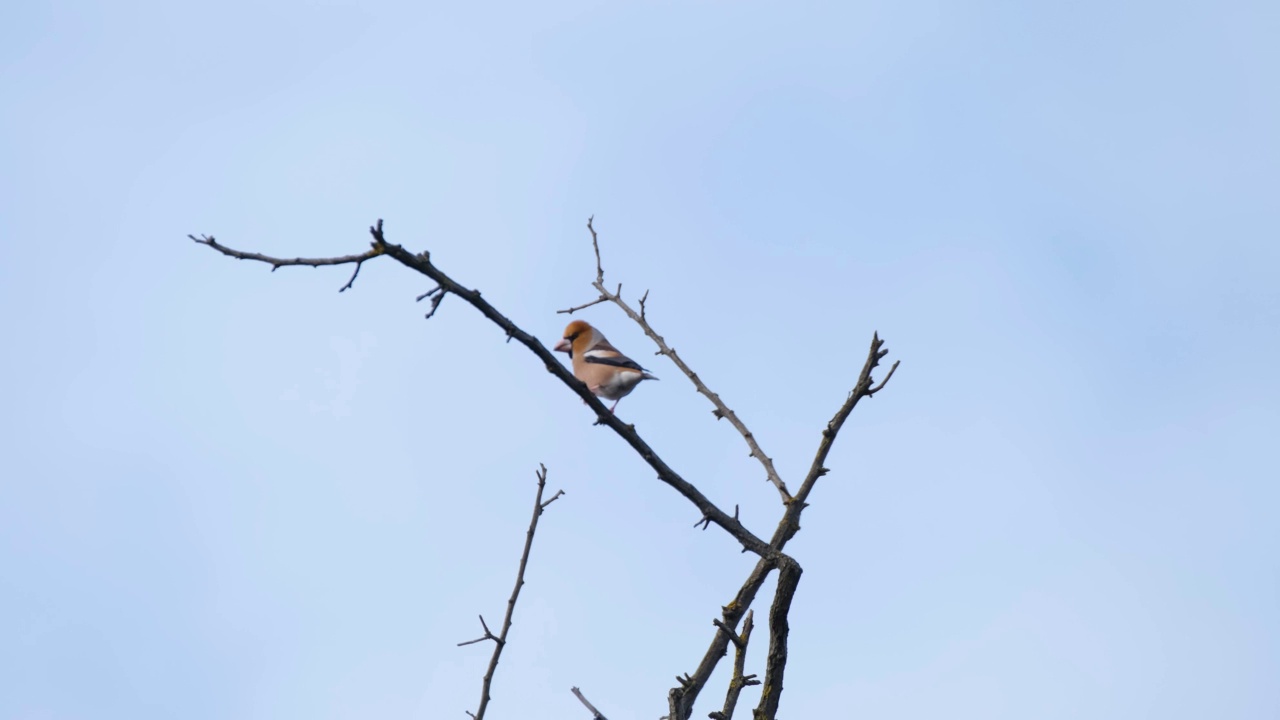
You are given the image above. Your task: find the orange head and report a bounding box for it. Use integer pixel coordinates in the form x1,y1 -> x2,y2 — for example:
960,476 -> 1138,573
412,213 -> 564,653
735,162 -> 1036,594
553,320 -> 595,357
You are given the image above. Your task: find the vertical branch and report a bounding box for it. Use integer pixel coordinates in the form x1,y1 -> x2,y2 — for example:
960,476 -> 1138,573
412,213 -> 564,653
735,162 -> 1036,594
709,610 -> 759,720
752,558 -> 802,720
461,465 -> 565,720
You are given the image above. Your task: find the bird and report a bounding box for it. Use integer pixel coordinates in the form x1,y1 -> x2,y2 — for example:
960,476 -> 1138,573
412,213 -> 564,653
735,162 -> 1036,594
553,320 -> 658,413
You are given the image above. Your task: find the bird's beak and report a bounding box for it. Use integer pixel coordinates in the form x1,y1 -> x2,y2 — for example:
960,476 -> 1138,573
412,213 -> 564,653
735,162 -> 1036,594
553,338 -> 570,353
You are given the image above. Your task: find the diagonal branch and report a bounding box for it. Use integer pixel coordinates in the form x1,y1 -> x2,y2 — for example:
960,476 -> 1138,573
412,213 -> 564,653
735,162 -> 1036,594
190,222 -> 771,558
570,686 -> 609,720
770,333 -> 899,549
752,558 -> 802,720
671,334 -> 897,719
558,218 -> 793,503
461,464 -> 564,720
668,555 -> 776,719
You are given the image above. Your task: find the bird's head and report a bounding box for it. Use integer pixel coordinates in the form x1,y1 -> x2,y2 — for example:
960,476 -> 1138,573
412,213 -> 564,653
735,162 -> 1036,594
553,320 -> 595,357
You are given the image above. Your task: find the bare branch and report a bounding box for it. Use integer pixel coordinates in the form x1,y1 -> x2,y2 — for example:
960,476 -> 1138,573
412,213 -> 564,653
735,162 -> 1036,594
457,615 -> 499,647
461,464 -> 562,720
553,220 -> 899,719
668,555 -> 777,719
192,222 -> 769,556
338,257 -> 367,292
562,223 -> 792,504
752,559 -> 801,720
707,610 -> 758,720
587,215 -> 604,285
570,686 -> 609,720
188,234 -> 382,293
541,489 -> 566,510
711,619 -> 743,650
869,358 -> 900,395
370,222 -> 770,556
192,219 -> 902,720
417,285 -> 447,319
770,333 -> 899,549
557,294 -> 609,315
670,333 -> 895,718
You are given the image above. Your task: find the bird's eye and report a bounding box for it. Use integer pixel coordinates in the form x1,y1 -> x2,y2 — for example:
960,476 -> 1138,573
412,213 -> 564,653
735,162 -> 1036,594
566,332 -> 580,342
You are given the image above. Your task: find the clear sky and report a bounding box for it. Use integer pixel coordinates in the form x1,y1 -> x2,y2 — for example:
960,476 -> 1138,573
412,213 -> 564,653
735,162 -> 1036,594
2,1 -> 1277,718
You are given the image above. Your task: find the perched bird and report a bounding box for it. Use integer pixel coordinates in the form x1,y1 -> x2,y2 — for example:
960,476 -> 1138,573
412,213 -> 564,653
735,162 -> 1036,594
553,320 -> 658,413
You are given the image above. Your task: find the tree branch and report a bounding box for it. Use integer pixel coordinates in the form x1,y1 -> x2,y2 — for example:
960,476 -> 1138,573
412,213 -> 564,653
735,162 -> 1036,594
752,558 -> 801,720
670,334 -> 897,719
556,295 -> 610,315
708,610 -> 759,720
191,219 -> 901,720
668,554 -> 777,719
770,333 -> 899,549
586,214 -> 605,285
552,226 -> 899,720
416,285 -> 448,319
188,233 -> 383,291
190,222 -> 770,557
457,614 -> 499,647
570,686 -> 609,720
558,218 -> 793,504
458,464 -> 563,720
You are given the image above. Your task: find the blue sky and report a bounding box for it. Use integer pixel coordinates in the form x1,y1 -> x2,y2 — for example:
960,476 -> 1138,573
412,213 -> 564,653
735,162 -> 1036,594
2,1 -> 1277,718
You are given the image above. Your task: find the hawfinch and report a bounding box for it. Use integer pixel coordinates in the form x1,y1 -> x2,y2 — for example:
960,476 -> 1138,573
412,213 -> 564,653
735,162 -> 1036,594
553,320 -> 658,412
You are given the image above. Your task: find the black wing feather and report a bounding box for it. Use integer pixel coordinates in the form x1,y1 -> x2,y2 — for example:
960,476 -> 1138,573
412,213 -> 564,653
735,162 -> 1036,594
584,355 -> 647,372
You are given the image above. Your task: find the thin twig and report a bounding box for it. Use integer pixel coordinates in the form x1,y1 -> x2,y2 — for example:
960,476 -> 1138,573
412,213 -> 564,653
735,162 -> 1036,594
586,215 -> 604,285
541,489 -> 566,510
460,464 -> 562,720
338,257 -> 366,292
457,614 -> 499,647
191,222 -> 770,556
417,285 -> 447,319
186,233 -> 378,274
557,295 -> 609,315
558,219 -> 793,503
570,686 -> 609,720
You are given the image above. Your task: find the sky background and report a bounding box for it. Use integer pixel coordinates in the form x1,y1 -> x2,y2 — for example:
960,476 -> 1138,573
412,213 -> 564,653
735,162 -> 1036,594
2,1 -> 1278,718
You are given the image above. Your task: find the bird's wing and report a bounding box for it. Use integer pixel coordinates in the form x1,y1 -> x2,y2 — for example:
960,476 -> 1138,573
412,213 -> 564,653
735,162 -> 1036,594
583,342 -> 648,372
